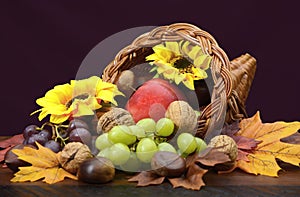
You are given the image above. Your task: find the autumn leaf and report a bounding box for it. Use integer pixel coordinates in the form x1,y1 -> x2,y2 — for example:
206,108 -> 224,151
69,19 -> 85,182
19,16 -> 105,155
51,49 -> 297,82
168,164 -> 207,190
169,147 -> 230,190
128,171 -> 165,186
222,122 -> 261,162
235,111 -> 300,177
10,142 -> 77,184
0,134 -> 24,162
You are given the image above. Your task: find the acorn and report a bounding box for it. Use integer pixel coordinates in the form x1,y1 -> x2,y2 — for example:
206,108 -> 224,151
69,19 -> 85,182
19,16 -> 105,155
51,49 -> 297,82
77,156 -> 115,184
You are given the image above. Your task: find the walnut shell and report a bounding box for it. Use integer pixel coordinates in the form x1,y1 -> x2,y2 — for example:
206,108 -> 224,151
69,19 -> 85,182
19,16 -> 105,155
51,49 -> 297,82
165,101 -> 197,134
208,135 -> 238,171
97,108 -> 135,134
59,142 -> 93,174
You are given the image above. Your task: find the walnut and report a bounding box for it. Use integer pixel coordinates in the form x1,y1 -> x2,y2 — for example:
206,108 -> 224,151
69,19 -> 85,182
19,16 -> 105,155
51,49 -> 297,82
165,101 -> 197,134
58,142 -> 93,174
97,107 -> 135,134
208,135 -> 238,171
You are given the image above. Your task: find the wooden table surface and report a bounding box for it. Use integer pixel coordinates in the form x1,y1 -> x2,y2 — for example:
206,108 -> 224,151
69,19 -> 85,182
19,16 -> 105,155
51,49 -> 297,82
1,137 -> 300,197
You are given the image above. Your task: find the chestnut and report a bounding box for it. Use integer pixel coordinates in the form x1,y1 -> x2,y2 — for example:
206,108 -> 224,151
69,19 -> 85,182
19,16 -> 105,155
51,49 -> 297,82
5,144 -> 35,172
77,156 -> 115,184
151,151 -> 186,177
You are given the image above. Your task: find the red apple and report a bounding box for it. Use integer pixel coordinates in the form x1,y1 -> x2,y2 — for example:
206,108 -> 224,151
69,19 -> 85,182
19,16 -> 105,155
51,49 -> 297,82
126,78 -> 186,122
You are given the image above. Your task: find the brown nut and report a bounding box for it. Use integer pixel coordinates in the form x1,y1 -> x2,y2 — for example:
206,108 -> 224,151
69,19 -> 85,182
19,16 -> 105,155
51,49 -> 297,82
116,70 -> 135,91
5,144 -> 36,172
78,156 -> 115,184
59,142 -> 93,174
97,108 -> 135,134
151,151 -> 186,178
208,135 -> 238,171
165,101 -> 197,133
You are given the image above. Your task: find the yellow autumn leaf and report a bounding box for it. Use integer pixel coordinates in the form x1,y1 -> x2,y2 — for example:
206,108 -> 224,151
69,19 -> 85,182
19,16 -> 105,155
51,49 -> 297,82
236,111 -> 300,177
11,142 -> 77,184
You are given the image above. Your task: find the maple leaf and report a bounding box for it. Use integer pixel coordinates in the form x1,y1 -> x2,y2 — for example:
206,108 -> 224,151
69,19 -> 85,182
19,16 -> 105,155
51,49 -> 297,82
128,171 -> 165,186
0,134 -> 24,162
222,122 -> 261,162
10,142 -> 77,184
235,111 -> 300,177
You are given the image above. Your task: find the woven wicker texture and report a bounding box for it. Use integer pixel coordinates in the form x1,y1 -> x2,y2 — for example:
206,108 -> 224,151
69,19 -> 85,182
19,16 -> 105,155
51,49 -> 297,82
101,23 -> 256,138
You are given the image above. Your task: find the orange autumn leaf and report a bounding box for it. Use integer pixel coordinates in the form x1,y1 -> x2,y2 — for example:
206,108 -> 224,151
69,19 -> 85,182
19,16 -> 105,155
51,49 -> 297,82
10,142 -> 77,184
235,111 -> 300,177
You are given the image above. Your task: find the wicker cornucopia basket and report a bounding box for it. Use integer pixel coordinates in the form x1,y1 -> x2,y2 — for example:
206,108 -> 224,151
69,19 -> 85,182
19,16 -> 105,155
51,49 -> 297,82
101,23 -> 256,140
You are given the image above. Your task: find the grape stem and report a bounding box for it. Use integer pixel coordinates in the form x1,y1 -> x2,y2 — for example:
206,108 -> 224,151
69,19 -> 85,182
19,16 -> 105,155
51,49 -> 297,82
40,122 -> 69,146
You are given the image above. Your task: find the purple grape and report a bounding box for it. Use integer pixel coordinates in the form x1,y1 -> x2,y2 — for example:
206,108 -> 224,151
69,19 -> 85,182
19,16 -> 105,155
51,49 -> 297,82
44,140 -> 61,153
27,134 -> 48,146
69,128 -> 92,145
23,125 -> 39,139
67,119 -> 89,133
39,129 -> 52,140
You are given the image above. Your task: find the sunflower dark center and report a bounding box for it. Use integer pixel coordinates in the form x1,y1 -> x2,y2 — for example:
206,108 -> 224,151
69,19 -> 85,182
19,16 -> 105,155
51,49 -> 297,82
66,93 -> 89,108
174,57 -> 193,74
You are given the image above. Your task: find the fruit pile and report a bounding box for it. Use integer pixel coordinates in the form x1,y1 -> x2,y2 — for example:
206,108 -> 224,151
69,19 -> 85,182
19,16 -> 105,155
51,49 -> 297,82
95,117 -> 207,171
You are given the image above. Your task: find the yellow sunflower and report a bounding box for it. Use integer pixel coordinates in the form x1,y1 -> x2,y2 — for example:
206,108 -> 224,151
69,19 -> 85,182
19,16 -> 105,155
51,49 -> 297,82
146,41 -> 212,90
31,76 -> 124,124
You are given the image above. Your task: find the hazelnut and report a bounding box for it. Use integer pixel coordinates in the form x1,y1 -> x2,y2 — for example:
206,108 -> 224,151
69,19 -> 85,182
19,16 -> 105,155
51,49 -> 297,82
97,108 -> 135,134
165,101 -> 197,134
58,142 -> 93,174
208,135 -> 238,171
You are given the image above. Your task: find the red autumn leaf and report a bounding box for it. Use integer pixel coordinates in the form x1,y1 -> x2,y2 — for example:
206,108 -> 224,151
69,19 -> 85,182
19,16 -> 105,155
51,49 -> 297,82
0,134 -> 24,162
0,147 -> 11,163
0,134 -> 24,148
128,171 -> 165,186
222,122 -> 261,162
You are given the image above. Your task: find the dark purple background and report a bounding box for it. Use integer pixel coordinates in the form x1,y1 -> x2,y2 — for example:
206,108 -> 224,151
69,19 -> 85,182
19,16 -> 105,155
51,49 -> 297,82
1,0 -> 300,135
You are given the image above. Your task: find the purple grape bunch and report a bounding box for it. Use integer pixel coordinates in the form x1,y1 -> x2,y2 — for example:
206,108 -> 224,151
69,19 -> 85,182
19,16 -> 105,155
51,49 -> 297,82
22,119 -> 92,153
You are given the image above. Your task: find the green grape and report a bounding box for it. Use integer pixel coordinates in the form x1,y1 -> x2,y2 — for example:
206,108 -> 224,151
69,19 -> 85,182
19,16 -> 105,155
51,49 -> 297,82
109,143 -> 131,166
97,148 -> 111,159
177,149 -> 189,158
155,118 -> 174,137
95,133 -> 113,150
129,125 -> 146,139
195,137 -> 207,152
136,138 -> 158,163
177,133 -> 197,155
108,125 -> 136,145
136,118 -> 156,133
119,151 -> 142,172
158,142 -> 177,153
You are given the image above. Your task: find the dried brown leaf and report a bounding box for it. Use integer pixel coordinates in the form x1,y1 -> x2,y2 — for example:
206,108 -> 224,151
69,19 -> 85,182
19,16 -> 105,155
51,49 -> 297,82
128,171 -> 165,186
169,163 -> 207,190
